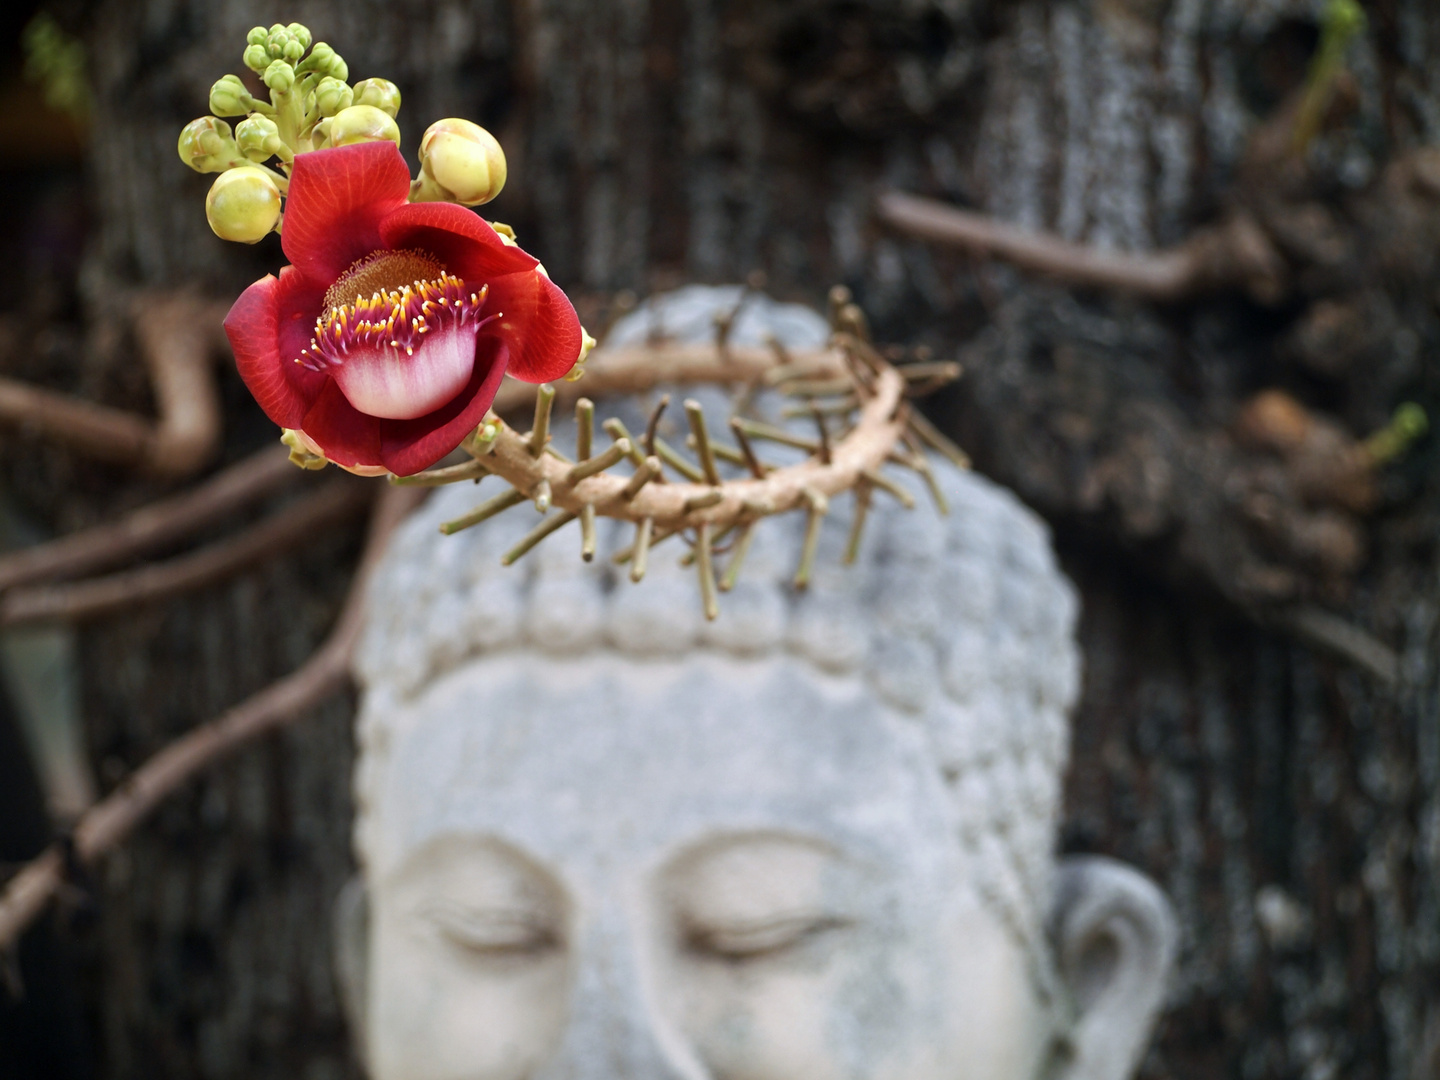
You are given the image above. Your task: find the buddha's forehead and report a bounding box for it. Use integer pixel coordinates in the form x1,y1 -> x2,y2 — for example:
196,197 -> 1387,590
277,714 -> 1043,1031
370,653 -> 962,885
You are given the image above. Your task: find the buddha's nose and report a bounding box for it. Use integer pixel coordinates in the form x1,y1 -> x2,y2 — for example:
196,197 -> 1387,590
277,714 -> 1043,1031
531,906 -> 703,1080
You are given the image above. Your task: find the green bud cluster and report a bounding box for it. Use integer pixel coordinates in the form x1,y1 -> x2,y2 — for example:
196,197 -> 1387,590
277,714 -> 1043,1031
181,22 -> 514,245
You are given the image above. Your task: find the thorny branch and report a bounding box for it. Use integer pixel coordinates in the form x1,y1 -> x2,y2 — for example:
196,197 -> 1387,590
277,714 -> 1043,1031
0,485 -> 422,954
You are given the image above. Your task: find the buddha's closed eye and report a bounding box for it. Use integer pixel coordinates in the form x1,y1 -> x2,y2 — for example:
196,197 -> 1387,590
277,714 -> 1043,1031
685,911 -> 852,959
421,902 -> 560,956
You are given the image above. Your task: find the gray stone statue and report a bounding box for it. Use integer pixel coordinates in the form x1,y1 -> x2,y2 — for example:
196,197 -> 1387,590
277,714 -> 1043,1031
337,289 -> 1178,1080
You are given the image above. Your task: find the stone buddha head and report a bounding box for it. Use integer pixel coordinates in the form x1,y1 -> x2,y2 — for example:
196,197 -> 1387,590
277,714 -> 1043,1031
339,287 -> 1176,1080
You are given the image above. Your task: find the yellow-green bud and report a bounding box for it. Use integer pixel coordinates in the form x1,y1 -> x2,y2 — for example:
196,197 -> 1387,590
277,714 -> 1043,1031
329,104 -> 401,148
178,116 -> 238,173
1324,0 -> 1366,40
208,74 -> 250,117
286,23 -> 312,51
235,114 -> 281,161
315,76 -> 353,117
247,26 -> 268,47
352,78 -> 401,118
205,168 -> 282,243
264,58 -> 295,93
244,43 -> 270,73
418,118 -> 507,206
301,42 -> 348,82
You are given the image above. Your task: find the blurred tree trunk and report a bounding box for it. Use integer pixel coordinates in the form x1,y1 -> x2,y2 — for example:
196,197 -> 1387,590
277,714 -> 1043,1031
53,0 -> 1440,1078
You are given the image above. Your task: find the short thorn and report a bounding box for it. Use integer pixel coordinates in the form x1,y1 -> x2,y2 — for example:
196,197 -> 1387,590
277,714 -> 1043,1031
391,458 -> 489,486
466,418 -> 502,456
643,394 -> 670,458
630,518 -> 654,583
682,489 -> 723,514
684,399 -> 723,486
528,384 -> 556,457
862,468 -> 916,509
720,522 -> 756,592
567,439 -> 630,482
728,418 -> 769,479
604,418 -> 648,467
576,398 -> 595,462
440,488 -> 526,534
501,510 -> 577,565
844,482 -> 873,565
696,522 -> 720,620
580,503 -> 596,562
794,487 -> 828,590
654,437 -> 706,483
623,456 -> 662,500
533,478 -> 552,513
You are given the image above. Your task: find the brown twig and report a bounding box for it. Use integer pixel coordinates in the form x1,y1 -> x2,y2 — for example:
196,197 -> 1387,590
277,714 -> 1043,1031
0,480 -> 372,628
875,190 -> 1286,305
1282,605 -> 1400,685
0,485 -> 422,952
0,294 -> 227,476
0,445 -> 297,594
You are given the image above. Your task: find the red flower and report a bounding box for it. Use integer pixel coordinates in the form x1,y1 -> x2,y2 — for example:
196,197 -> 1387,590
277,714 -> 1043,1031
224,141 -> 582,476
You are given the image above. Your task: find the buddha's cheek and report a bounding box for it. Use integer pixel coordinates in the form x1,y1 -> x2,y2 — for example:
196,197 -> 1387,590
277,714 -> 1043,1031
366,907 -> 568,1080
661,908 -> 1050,1080
660,945 -> 934,1080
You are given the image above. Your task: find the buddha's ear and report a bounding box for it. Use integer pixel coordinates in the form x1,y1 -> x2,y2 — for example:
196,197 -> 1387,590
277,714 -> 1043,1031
333,877 -> 370,1064
1048,856 -> 1177,1080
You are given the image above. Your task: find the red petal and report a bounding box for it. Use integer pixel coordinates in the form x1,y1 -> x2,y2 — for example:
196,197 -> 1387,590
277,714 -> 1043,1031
379,338 -> 510,476
378,201 -> 538,281
282,143 -> 412,283
483,269 -> 584,383
300,380 -> 384,469
225,272 -> 328,427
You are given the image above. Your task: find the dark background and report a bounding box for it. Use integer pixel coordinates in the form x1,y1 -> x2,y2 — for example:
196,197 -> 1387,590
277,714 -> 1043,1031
1,1 -> 1438,1078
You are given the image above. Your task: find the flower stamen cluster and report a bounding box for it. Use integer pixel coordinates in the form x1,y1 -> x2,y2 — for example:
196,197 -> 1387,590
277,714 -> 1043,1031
302,274 -> 492,369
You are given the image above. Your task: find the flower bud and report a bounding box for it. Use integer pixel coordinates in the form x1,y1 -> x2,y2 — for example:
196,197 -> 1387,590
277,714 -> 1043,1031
329,104 -> 401,148
281,429 -> 329,470
286,23 -> 312,51
235,114 -> 280,161
208,74 -> 249,117
315,76 -> 353,117
264,58 -> 295,93
205,167 -> 282,243
418,118 -> 506,206
178,116 -> 237,173
303,43 -> 349,82
247,26 -> 268,47
244,43 -> 270,73
352,78 -> 401,118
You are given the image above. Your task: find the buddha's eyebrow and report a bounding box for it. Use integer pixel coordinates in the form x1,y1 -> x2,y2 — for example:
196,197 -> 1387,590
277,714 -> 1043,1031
386,832 -> 565,898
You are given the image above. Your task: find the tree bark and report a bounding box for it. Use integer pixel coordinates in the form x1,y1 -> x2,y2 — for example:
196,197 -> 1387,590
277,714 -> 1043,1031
26,0 -> 1438,1077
